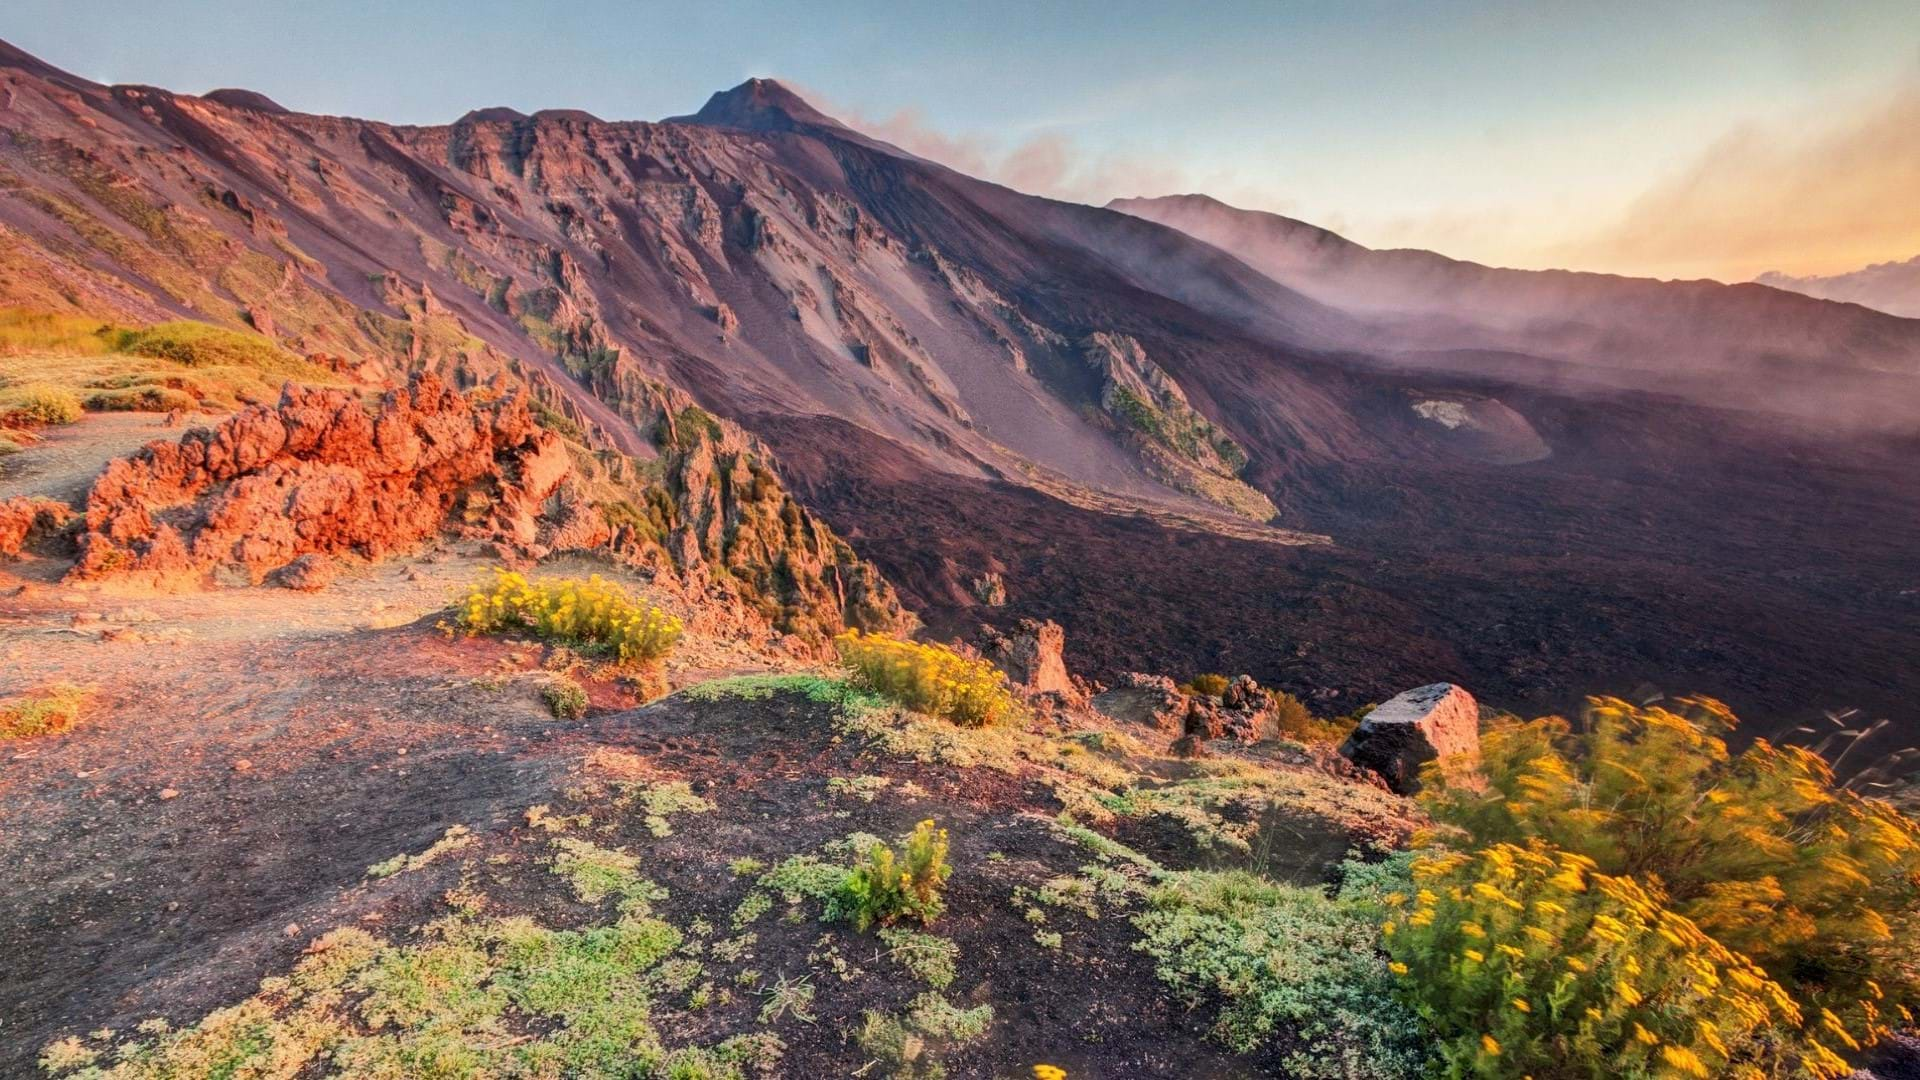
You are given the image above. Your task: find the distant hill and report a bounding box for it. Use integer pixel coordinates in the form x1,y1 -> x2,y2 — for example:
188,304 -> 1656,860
1758,255 -> 1920,318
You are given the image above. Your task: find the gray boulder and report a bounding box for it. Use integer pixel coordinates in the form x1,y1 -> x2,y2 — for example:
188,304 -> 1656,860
1338,682 -> 1480,794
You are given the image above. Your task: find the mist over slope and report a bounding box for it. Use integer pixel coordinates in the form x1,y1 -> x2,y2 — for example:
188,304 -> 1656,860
2,40 -> 1918,743
1112,193 -> 1920,432
1759,255 -> 1920,319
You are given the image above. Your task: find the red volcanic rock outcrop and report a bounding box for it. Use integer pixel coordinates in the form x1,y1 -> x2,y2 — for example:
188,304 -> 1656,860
981,618 -> 1089,712
72,375 -> 570,585
0,496 -> 76,558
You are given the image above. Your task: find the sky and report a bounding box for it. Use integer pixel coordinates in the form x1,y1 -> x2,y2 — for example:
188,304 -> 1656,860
6,0 -> 1920,281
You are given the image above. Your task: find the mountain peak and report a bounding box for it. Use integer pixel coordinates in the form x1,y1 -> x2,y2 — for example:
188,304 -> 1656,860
671,77 -> 842,132
203,88 -> 289,114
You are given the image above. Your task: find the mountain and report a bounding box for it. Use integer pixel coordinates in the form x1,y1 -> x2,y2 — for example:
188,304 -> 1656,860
1111,193 -> 1920,431
1758,255 -> 1920,319
2,42 -> 1918,744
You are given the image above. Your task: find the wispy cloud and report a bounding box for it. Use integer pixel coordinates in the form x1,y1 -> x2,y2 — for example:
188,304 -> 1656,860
814,74 -> 1920,283
827,101 -> 1189,206
1564,78 -> 1920,281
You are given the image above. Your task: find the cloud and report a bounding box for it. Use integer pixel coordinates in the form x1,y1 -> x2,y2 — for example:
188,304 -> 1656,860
829,101 -> 1190,207
1566,79 -> 1920,281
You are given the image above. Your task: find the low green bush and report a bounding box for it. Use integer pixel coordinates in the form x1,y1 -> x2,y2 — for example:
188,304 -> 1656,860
85,385 -> 196,412
1136,866 -> 1432,1078
0,382 -> 82,425
1180,673 -> 1230,697
112,320 -> 307,376
0,684 -> 89,740
542,679 -> 588,720
835,820 -> 952,931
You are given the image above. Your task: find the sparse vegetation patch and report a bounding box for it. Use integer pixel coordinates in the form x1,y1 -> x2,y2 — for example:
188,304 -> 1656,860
836,630 -> 1021,727
0,684 -> 89,741
452,569 -> 683,666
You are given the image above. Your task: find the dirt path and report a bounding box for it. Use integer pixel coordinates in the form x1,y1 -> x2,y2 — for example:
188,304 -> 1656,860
0,412 -> 185,505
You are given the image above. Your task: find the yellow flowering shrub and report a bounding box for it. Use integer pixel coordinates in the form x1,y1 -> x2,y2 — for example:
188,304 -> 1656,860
1385,841 -> 1809,1078
835,630 -> 1021,727
453,570 -> 682,666
1418,696 -> 1920,1057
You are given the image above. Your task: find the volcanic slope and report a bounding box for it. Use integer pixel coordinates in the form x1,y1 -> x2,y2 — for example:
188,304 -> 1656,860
2,42 -> 1920,743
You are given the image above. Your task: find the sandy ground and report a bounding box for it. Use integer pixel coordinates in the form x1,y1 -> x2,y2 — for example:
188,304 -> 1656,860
0,412 -> 181,503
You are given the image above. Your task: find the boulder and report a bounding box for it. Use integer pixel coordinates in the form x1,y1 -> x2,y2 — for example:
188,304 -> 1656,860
970,572 -> 1007,606
1091,672 -> 1186,732
1217,675 -> 1275,741
0,496 -> 75,558
982,618 -> 1075,698
1338,682 -> 1481,794
274,553 -> 336,592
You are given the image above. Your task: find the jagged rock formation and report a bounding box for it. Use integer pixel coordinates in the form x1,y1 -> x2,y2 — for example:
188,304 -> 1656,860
1339,682 -> 1481,794
647,405 -> 915,647
65,371 -> 909,648
72,375 -> 574,584
1077,333 -> 1276,520
0,495 -> 74,557
980,618 -> 1089,714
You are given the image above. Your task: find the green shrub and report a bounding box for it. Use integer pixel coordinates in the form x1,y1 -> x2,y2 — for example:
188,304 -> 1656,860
1136,868 -> 1432,1077
1180,673 -> 1230,697
835,820 -> 952,931
85,385 -> 196,412
542,679 -> 588,721
1386,841 -> 1808,1078
112,320 -> 306,376
0,308 -> 115,354
1417,695 -> 1920,1062
0,684 -> 88,740
856,993 -> 993,1080
878,927 -> 959,989
0,382 -> 83,425
1269,690 -> 1357,743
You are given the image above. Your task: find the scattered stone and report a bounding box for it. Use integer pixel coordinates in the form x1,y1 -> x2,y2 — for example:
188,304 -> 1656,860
157,788 -> 180,800
970,572 -> 1007,607
232,759 -> 253,773
1338,682 -> 1481,794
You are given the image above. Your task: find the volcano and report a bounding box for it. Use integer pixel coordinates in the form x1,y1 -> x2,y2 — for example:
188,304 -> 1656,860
0,42 -> 1917,756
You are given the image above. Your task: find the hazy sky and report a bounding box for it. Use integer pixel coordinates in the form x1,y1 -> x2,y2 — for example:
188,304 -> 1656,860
7,1 -> 1919,281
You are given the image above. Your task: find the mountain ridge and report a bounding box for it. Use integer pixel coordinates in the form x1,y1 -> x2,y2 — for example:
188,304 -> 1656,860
1,38 -> 1917,740
1759,254 -> 1920,319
